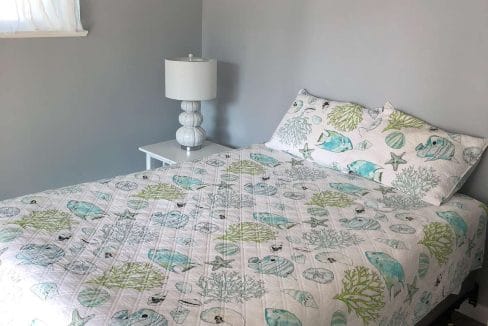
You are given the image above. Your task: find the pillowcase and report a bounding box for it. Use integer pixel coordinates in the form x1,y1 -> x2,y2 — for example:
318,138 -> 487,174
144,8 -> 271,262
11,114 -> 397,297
266,89 -> 372,159
310,101 -> 487,206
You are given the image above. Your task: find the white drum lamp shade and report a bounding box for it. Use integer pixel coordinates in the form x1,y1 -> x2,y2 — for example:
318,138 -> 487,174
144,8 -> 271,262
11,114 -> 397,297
164,54 -> 217,151
165,56 -> 217,101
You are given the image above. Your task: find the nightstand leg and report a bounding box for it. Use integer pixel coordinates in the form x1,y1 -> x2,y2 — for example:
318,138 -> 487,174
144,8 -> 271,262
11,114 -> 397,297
146,154 -> 152,170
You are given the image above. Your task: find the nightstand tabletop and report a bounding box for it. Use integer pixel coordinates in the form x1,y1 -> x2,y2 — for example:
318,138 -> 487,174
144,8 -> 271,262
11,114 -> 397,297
139,139 -> 231,165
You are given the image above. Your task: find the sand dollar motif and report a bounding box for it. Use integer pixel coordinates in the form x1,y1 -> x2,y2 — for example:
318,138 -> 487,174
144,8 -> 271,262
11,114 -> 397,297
221,173 -> 239,182
0,207 -> 20,218
283,192 -> 306,200
215,242 -> 240,256
389,224 -> 416,234
194,222 -> 219,234
302,267 -> 334,284
127,199 -> 149,210
200,307 -> 245,325
206,159 -> 225,167
115,181 -> 138,191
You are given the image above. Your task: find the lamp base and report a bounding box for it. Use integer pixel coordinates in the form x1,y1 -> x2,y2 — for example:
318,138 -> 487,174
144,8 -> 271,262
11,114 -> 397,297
181,145 -> 202,151
176,100 -> 206,150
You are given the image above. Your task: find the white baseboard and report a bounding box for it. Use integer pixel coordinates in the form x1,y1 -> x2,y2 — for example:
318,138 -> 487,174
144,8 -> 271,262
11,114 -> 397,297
458,302 -> 488,324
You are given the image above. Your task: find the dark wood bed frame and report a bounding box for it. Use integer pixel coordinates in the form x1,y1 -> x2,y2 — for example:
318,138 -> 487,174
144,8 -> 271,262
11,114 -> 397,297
417,272 -> 479,325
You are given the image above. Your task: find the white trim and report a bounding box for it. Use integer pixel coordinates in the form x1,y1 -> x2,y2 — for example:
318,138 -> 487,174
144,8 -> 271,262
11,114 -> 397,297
0,30 -> 88,38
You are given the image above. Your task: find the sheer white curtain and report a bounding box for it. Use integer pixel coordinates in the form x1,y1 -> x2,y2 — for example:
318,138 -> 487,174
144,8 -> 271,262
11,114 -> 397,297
0,0 -> 86,36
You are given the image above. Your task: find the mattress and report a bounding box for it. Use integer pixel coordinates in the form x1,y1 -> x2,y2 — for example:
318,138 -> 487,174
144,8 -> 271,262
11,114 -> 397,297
0,144 -> 486,326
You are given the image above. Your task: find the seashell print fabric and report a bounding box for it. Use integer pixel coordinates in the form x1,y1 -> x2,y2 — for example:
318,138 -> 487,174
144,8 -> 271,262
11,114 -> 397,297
266,90 -> 487,206
0,144 -> 486,325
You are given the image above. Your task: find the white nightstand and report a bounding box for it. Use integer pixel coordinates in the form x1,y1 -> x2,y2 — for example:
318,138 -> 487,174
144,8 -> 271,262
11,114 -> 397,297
139,139 -> 231,170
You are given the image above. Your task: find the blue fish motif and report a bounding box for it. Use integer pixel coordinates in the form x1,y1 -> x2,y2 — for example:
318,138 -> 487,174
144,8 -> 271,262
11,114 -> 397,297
248,255 -> 294,278
365,251 -> 405,298
244,182 -> 278,196
316,130 -> 353,153
347,160 -> 383,182
152,211 -> 189,229
415,135 -> 455,161
148,248 -> 198,272
329,183 -> 369,196
436,211 -> 468,247
339,217 -> 381,230
16,243 -> 65,266
109,309 -> 168,326
253,212 -> 297,229
265,308 -> 302,326
414,292 -> 432,322
250,153 -> 280,167
172,175 -> 205,190
67,200 -> 105,220
64,260 -> 96,275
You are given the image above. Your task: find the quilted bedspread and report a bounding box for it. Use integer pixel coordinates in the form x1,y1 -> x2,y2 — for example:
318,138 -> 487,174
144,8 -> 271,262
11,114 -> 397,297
0,144 -> 486,326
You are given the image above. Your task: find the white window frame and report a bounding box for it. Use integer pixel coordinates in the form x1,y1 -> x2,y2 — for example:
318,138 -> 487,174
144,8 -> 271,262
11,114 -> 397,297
0,0 -> 87,38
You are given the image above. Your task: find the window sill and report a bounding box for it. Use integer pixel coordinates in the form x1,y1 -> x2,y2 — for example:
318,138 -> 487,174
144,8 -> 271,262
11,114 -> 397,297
0,30 -> 88,38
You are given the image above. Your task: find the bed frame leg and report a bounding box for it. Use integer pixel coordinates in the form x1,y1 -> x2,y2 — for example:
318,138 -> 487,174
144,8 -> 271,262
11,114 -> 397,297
467,282 -> 479,307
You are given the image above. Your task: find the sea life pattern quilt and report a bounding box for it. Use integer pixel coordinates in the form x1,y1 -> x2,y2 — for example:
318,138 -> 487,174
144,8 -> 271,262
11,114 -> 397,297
0,144 -> 486,326
266,89 -> 487,206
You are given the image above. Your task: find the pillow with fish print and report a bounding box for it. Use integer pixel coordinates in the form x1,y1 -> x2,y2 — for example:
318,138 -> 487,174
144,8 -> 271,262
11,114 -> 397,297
265,89 -> 374,159
310,101 -> 488,206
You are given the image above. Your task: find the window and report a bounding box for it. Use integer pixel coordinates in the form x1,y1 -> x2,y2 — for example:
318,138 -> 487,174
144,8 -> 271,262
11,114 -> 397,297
0,0 -> 87,38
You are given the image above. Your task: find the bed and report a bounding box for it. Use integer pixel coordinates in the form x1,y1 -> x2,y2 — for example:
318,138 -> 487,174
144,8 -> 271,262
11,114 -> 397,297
0,144 -> 486,325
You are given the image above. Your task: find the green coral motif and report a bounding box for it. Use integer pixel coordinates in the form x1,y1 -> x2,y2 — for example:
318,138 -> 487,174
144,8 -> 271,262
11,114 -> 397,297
307,191 -> 354,208
418,222 -> 455,265
327,104 -> 364,132
303,229 -> 364,250
89,262 -> 166,291
283,166 -> 328,181
383,110 -> 424,132
392,166 -> 440,199
134,183 -> 185,201
197,271 -> 266,303
208,189 -> 254,208
276,114 -> 312,146
334,266 -> 385,325
13,210 -> 73,233
380,193 -> 429,210
218,222 -> 277,243
480,203 -> 488,217
225,160 -> 265,175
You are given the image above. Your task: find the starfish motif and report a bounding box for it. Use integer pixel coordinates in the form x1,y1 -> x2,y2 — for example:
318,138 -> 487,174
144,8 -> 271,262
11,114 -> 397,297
288,158 -> 304,167
375,185 -> 396,195
68,309 -> 94,326
216,181 -> 234,190
466,235 -> 476,257
303,217 -> 328,228
205,256 -> 234,271
114,209 -> 138,220
385,152 -> 407,171
404,276 -> 419,304
299,143 -> 314,159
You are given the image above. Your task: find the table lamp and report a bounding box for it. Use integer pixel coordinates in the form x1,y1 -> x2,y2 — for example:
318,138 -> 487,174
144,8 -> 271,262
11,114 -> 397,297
165,54 -> 217,151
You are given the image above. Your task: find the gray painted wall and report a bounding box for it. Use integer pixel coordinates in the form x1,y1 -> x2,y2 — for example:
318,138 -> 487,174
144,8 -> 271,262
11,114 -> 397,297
202,0 -> 488,315
0,0 -> 202,200
202,0 -> 488,203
